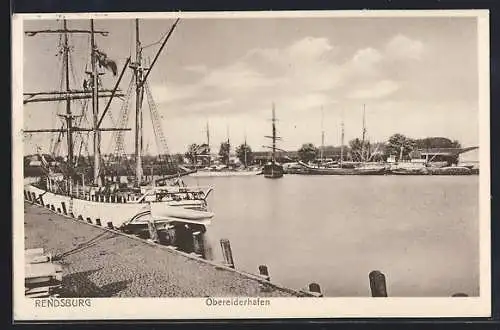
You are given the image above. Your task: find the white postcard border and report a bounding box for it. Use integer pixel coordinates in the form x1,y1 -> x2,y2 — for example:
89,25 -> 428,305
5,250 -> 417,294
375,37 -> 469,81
12,9 -> 491,320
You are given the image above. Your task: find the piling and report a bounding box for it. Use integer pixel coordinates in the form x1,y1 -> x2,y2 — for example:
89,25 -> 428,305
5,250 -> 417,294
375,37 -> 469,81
452,293 -> 469,297
220,239 -> 235,268
308,283 -> 323,297
369,270 -> 388,297
258,265 -> 270,281
61,202 -> 67,215
50,205 -> 55,211
107,222 -> 114,229
95,219 -> 101,226
70,212 -> 75,218
147,219 -> 159,243
192,231 -> 205,258
57,208 -> 61,213
86,217 -> 92,224
24,191 -> 28,201
38,194 -> 44,207
31,192 -> 37,203
78,215 -> 83,221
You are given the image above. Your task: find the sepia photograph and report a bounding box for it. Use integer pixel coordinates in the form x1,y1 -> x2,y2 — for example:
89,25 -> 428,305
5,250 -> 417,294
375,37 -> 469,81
13,10 -> 490,320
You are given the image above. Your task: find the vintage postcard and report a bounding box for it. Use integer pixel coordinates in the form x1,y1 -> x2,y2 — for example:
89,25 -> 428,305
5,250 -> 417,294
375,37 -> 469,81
12,10 -> 490,320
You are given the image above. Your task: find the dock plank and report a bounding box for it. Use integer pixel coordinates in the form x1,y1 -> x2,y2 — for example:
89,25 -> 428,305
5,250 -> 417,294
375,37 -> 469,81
24,202 -> 296,298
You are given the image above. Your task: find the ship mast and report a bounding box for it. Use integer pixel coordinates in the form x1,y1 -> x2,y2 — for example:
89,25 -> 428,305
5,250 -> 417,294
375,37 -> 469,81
90,20 -> 102,186
244,130 -> 247,168
272,103 -> 277,164
320,106 -> 324,165
206,121 -> 211,166
24,19 -> 128,190
133,19 -> 144,186
340,111 -> 345,167
361,104 -> 366,162
129,18 -> 180,186
62,20 -> 73,169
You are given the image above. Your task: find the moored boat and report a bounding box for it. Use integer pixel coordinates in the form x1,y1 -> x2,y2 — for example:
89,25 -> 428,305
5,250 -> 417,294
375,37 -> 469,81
23,18 -> 215,233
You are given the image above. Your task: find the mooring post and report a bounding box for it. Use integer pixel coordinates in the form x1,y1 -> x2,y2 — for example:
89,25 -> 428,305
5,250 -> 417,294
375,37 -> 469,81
61,202 -> 67,215
95,218 -> 101,226
258,265 -> 270,281
192,231 -> 205,258
147,218 -> 159,243
308,283 -> 323,297
452,293 -> 469,297
369,270 -> 388,297
220,238 -> 235,268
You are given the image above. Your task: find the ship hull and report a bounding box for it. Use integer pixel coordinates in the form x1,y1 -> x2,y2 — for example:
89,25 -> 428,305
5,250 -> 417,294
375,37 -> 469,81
24,184 -> 212,229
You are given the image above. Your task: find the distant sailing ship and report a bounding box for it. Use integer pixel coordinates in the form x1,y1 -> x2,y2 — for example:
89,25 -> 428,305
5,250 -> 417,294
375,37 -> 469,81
23,18 -> 214,235
297,105 -> 386,175
262,103 -> 284,178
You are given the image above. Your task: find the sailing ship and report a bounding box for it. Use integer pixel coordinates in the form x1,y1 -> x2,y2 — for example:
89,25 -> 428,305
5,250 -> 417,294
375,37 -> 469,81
23,18 -> 214,234
297,105 -> 386,175
262,103 -> 284,178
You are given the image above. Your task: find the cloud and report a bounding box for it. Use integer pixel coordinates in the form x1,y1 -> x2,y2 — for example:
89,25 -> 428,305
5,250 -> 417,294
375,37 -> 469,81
184,65 -> 208,74
154,34 -> 426,119
183,98 -> 233,113
386,34 -> 424,60
348,80 -> 400,99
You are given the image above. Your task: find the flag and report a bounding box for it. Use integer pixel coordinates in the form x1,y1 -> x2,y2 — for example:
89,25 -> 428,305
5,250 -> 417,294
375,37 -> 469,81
95,49 -> 118,76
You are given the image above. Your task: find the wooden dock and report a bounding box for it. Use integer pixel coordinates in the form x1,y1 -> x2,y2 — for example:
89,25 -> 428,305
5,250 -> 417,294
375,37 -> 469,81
23,202 -> 312,298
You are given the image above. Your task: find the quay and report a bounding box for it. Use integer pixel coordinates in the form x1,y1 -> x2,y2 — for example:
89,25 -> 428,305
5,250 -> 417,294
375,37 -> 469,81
24,202 -> 308,298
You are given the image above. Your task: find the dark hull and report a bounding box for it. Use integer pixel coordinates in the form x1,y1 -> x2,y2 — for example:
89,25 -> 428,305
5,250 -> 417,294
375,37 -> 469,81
303,167 -> 387,175
263,163 -> 284,178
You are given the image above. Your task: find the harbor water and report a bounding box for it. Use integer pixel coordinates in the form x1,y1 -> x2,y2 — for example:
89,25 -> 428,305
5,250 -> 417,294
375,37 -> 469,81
183,175 -> 479,297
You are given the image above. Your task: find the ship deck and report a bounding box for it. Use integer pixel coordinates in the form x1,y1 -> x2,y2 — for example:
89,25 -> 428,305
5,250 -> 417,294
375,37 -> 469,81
23,202 -> 300,297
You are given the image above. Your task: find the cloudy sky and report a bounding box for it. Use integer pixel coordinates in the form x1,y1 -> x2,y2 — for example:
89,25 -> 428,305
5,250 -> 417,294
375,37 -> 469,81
22,15 -> 480,156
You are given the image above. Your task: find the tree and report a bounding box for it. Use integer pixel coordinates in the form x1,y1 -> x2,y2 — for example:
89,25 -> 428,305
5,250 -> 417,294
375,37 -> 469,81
386,133 -> 416,160
297,143 -> 318,163
185,143 -> 199,164
414,137 -> 462,149
236,144 -> 253,167
219,141 -> 230,165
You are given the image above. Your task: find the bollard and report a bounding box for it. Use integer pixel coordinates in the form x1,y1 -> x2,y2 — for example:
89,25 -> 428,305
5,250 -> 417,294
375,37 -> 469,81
452,293 -> 469,297
107,221 -> 114,229
258,265 -> 270,281
86,217 -> 92,224
95,219 -> 101,226
61,202 -> 67,215
220,239 -> 235,268
192,231 -> 205,258
369,270 -> 388,297
38,194 -> 44,207
147,219 -> 159,243
309,283 -> 323,297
